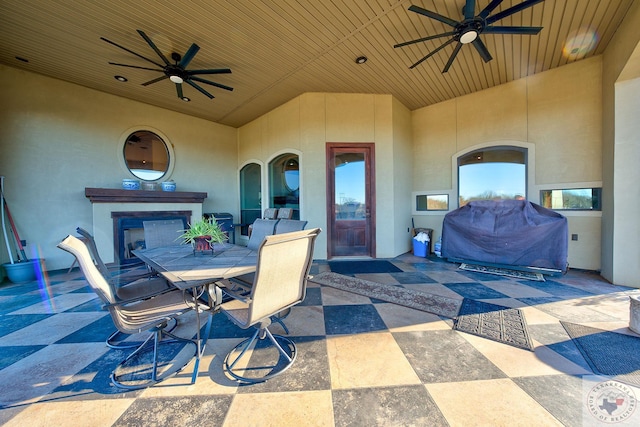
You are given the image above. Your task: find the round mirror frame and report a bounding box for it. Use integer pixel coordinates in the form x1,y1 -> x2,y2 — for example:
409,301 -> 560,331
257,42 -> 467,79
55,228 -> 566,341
119,126 -> 175,181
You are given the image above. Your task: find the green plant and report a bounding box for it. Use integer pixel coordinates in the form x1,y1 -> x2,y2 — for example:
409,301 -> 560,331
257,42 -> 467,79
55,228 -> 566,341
177,217 -> 227,245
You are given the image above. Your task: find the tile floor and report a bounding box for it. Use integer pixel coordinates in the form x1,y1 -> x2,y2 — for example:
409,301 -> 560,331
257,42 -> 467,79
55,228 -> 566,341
1,254 -> 640,426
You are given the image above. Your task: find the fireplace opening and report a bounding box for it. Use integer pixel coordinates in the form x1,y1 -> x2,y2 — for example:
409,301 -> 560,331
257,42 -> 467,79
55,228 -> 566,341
112,211 -> 191,265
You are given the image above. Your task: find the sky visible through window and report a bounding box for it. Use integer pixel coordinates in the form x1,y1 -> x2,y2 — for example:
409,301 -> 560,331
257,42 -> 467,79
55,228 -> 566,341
459,162 -> 526,202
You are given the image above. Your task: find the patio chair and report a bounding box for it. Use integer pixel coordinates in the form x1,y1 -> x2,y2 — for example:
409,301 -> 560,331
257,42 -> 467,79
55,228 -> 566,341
220,228 -> 321,383
75,227 -> 173,349
143,219 -> 185,249
58,234 -> 205,390
275,219 -> 307,234
246,218 -> 278,251
263,208 -> 279,219
276,208 -> 294,219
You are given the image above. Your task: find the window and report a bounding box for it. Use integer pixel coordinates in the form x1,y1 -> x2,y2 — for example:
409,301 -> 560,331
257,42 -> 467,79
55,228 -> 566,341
540,188 -> 602,210
416,194 -> 449,211
269,153 -> 300,219
239,163 -> 261,235
458,146 -> 526,206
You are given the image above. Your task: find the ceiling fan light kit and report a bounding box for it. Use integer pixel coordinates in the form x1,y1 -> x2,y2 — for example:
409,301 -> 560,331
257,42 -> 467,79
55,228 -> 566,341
101,29 -> 233,100
395,0 -> 546,73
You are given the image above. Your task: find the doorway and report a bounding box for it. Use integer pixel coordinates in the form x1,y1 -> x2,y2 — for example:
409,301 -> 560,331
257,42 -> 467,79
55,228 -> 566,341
326,143 -> 375,258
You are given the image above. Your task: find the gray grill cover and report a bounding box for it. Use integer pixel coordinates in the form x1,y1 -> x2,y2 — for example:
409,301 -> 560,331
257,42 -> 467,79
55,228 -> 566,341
442,200 -> 568,271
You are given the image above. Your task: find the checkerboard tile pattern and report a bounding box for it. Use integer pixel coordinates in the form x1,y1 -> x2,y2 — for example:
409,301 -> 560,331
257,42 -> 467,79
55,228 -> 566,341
1,254 -> 639,426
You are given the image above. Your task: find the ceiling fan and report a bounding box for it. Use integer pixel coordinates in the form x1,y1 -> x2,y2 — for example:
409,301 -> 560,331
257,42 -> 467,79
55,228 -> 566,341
101,30 -> 233,100
395,0 -> 545,72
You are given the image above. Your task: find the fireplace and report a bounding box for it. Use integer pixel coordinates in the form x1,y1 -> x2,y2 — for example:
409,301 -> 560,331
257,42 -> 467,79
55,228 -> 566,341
112,211 -> 191,265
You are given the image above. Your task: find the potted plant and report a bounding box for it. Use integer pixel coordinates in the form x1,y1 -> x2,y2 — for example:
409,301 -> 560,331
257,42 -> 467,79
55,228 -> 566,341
177,217 -> 227,253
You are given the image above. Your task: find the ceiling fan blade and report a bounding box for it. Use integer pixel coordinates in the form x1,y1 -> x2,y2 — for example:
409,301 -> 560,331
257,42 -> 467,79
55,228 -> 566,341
486,0 -> 545,25
409,37 -> 456,69
108,62 -> 161,72
472,37 -> 493,62
176,83 -> 183,99
185,80 -> 214,99
443,42 -> 462,73
190,76 -> 234,92
483,26 -> 543,35
101,37 -> 165,69
137,29 -> 171,65
394,31 -> 457,48
187,68 -> 232,75
408,5 -> 459,28
141,75 -> 169,86
179,43 -> 200,68
479,0 -> 504,19
463,0 -> 476,20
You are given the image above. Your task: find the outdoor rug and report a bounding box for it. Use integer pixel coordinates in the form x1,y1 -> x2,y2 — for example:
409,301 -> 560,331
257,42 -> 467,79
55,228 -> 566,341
310,271 -> 461,318
561,321 -> 640,387
459,263 -> 545,282
328,260 -> 403,275
453,298 -> 534,351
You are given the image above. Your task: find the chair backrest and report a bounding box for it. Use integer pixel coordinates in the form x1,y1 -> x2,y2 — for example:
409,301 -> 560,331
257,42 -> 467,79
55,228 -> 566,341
275,219 -> 307,234
143,219 -> 184,249
75,227 -> 112,280
57,235 -> 116,305
246,219 -> 278,251
262,208 -> 278,219
276,208 -> 294,219
246,228 -> 321,325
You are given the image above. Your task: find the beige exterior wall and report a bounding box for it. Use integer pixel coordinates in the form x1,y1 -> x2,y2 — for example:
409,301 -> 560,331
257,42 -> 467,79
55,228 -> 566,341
237,93 -> 412,259
602,0 -> 640,287
0,65 -> 238,271
411,57 -> 603,270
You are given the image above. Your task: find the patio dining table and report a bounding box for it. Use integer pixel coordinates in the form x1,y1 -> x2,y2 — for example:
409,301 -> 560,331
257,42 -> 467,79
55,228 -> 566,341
132,243 -> 258,383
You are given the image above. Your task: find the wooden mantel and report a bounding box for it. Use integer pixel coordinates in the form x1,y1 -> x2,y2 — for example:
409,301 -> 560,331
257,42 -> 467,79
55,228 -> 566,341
85,187 -> 207,204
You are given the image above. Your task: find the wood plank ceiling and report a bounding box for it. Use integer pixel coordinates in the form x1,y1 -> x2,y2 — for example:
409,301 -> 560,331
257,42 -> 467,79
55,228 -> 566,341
0,0 -> 634,127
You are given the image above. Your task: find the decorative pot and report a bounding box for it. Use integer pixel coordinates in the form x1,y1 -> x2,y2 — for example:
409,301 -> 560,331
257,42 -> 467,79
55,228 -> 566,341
193,236 -> 212,253
122,179 -> 140,190
2,259 -> 42,284
161,181 -> 176,192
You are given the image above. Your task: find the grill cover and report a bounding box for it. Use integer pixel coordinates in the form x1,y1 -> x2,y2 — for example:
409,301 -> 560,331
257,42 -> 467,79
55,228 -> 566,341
442,200 -> 568,272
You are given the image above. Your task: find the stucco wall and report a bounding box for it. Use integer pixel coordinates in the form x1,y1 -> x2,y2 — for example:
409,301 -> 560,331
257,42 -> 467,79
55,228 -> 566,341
411,57 -> 603,270
0,65 -> 238,271
238,92 -> 412,259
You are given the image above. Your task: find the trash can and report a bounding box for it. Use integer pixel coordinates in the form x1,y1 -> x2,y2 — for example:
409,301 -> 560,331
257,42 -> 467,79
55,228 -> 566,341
413,239 -> 427,257
204,212 -> 234,243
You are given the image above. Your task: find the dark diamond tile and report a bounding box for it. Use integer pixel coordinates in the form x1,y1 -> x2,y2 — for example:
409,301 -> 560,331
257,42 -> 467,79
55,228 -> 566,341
208,312 -> 257,339
113,395 -> 233,426
394,330 -> 507,383
299,287 -> 322,306
333,385 -> 448,427
64,298 -> 104,312
0,345 -> 46,370
513,374 -> 585,427
523,279 -> 594,298
528,324 -> 591,372
55,313 -> 115,344
323,304 -> 387,335
237,335 -> 330,393
389,271 -> 437,284
0,313 -> 52,338
443,282 -> 509,299
0,294 -> 48,315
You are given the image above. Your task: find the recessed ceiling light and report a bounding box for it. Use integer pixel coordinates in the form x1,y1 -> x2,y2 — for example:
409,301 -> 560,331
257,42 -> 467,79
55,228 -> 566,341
181,96 -> 191,102
114,75 -> 128,82
355,56 -> 368,64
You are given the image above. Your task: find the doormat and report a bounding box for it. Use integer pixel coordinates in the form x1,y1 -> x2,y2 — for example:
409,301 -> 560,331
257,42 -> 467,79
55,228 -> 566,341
453,298 -> 534,351
561,321 -> 640,387
310,271 -> 461,318
328,260 -> 402,275
459,263 -> 545,282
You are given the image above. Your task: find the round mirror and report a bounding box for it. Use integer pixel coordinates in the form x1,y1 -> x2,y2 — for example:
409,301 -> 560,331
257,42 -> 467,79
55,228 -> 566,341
123,130 -> 170,181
